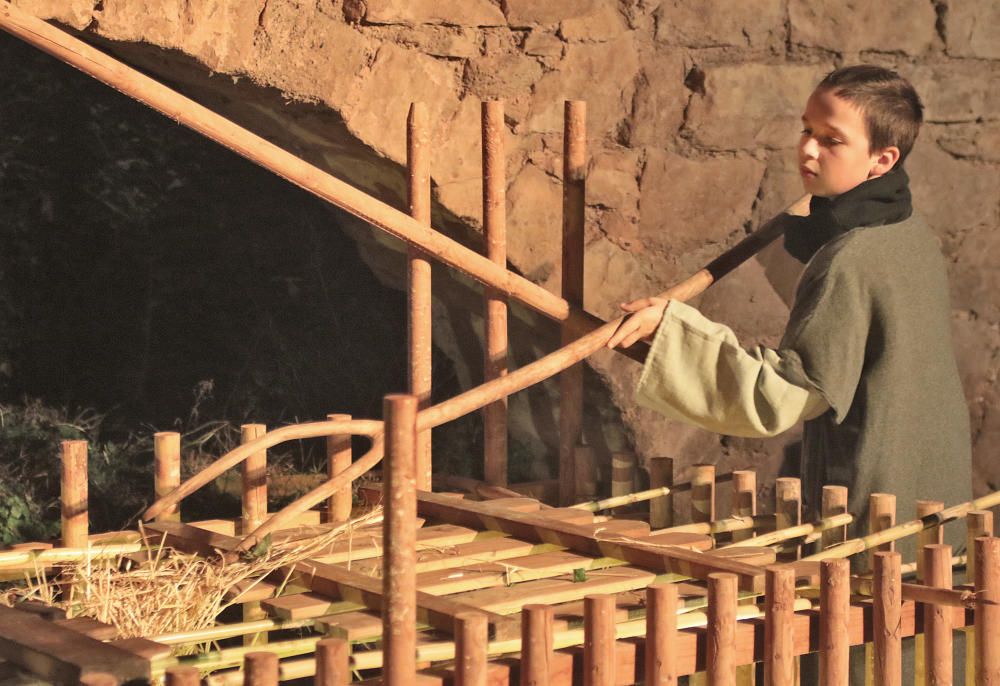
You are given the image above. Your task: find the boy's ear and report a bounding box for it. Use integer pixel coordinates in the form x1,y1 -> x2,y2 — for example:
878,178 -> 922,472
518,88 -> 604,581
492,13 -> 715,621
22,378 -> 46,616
869,146 -> 901,177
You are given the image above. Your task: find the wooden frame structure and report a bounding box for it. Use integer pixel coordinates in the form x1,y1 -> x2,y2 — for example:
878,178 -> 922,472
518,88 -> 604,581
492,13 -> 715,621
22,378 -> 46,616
1,5 -> 999,686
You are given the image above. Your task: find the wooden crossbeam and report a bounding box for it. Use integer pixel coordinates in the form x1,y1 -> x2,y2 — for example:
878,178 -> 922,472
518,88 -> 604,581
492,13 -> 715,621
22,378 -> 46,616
0,606 -> 152,683
144,521 -> 519,640
362,487 -> 766,592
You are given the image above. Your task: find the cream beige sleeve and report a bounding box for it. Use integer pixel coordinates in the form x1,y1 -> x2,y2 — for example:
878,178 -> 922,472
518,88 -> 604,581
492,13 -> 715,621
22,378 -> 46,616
636,300 -> 829,438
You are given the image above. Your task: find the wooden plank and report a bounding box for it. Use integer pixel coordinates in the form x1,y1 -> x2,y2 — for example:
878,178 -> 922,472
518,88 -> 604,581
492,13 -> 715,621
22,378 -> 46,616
51,617 -> 118,641
447,566 -> 658,615
311,524 -> 492,565
363,488 -> 765,592
0,606 -> 151,683
415,551 -> 626,595
110,637 -> 172,662
261,593 -> 360,620
350,537 -> 563,576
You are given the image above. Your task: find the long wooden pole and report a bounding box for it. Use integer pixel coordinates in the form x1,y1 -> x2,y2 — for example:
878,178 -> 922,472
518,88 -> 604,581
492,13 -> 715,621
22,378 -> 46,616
821,485 -> 848,550
61,440 -> 88,548
315,637 -> 349,686
730,470 -> 756,544
241,424 -> 268,535
521,604 -> 553,686
153,432 -> 181,523
324,413 -> 353,524
455,612 -> 488,686
559,100 -> 586,505
820,559 -> 850,686
482,99 -> 508,487
584,594 -> 616,686
924,544 -> 953,686
692,464 -> 716,523
407,102 -> 433,491
706,573 -> 737,686
975,537 -> 1000,684
382,394 -> 418,686
764,565 -> 795,686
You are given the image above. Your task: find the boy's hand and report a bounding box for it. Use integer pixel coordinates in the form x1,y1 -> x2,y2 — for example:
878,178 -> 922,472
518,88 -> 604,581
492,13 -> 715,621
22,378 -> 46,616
607,296 -> 670,349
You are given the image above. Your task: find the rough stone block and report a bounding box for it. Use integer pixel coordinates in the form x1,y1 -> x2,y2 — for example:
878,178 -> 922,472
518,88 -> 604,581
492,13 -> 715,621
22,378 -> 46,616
364,0 -> 506,27
638,150 -> 765,254
504,0 -> 602,28
910,61 -> 1000,123
946,0 -> 1000,59
686,63 -> 822,151
559,4 -> 629,42
630,50 -> 688,146
506,163 -> 563,289
654,0 -> 786,49
789,0 -> 938,55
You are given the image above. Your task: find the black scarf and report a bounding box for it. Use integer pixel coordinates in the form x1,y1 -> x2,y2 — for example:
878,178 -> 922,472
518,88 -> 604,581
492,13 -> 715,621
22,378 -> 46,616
783,168 -> 913,263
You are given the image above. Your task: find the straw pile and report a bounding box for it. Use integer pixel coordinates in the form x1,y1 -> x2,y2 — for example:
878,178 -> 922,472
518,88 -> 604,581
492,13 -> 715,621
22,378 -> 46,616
0,509 -> 381,652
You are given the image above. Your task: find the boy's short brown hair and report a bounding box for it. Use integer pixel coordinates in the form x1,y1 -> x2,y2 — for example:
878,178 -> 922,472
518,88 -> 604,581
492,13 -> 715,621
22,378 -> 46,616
816,65 -> 923,165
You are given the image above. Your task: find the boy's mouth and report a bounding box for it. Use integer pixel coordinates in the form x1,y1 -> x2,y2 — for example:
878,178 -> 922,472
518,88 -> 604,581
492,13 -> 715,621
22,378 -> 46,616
799,165 -> 818,179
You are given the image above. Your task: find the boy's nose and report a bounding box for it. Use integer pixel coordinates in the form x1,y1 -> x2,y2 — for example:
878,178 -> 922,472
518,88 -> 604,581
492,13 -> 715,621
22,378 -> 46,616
800,136 -> 819,159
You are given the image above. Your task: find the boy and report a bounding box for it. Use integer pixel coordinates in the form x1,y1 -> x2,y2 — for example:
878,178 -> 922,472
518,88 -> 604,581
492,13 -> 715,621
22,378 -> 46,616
609,65 -> 972,554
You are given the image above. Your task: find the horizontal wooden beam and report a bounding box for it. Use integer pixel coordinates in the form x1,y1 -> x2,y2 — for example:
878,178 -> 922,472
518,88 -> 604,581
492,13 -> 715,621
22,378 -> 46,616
361,487 -> 766,592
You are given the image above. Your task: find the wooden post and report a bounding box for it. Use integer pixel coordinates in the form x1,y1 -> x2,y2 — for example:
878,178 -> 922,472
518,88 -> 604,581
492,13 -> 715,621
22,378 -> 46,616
730,470 -> 756,543
574,445 -> 598,501
975,537 -> 1000,684
244,651 -> 278,686
648,457 -> 674,529
966,513 -> 993,686
764,565 -> 795,686
916,500 -> 944,579
872,551 -> 901,686
774,478 -> 800,560
611,451 -> 637,500
924,544 -> 953,686
383,394 -> 418,686
646,583 -> 678,685
868,493 -> 896,571
316,637 -> 350,686
61,440 -> 88,548
821,485 -> 848,550
707,573 -> 737,686
482,99 -> 508,488
240,424 -> 267,535
966,511 -> 993,584
325,414 -> 353,524
584,594 -> 616,686
154,432 -> 181,523
164,666 -> 201,686
559,100 -> 586,506
407,102 -> 433,491
455,612 -> 488,686
692,464 -> 716,524
820,558 -> 850,686
521,604 -> 554,686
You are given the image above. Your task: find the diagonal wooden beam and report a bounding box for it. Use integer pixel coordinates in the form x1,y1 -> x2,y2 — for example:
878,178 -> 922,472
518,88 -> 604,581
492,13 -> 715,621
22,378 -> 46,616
360,487 -> 766,592
143,521 -> 519,640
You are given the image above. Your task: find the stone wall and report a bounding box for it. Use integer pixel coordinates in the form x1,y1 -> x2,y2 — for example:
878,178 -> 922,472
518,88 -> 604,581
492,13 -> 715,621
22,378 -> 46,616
16,0 -> 1000,506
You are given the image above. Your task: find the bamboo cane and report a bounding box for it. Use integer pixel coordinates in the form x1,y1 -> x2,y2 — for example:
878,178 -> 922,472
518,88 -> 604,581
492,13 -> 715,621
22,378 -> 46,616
721,513 -> 853,549
570,487 -> 672,512
803,490 -> 1000,562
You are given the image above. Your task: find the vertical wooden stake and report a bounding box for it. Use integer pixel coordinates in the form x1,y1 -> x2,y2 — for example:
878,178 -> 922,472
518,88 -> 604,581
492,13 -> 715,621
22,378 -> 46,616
481,99 -> 508,488
154,432 -> 181,523
611,450 -> 637,501
820,559 -> 850,686
558,100 -> 586,505
966,511 -> 993,586
584,594 -> 616,686
867,493 -> 896,571
407,102 -> 433,491
325,414 -> 353,523
730,470 -> 756,543
821,485 -> 848,551
924,544 -> 953,686
240,424 -> 267,535
455,612 -> 488,686
692,464 -> 716,524
774,478 -> 800,560
244,652 -> 278,686
61,440 -> 88,548
164,666 -> 201,686
916,500 -> 944,580
648,457 -> 674,529
975,537 -> 1000,685
872,551 -> 902,686
764,565 -> 796,686
707,573 -> 737,686
383,394 -> 418,686
646,583 -> 678,685
522,604 -> 554,686
316,637 -> 350,686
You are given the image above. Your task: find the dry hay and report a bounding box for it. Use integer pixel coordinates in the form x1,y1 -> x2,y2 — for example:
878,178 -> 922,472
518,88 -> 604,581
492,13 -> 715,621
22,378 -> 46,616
0,508 -> 382,652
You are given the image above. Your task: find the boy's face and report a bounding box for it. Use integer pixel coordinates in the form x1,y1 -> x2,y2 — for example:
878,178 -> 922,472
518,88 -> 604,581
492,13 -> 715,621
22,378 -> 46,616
798,88 -> 898,198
